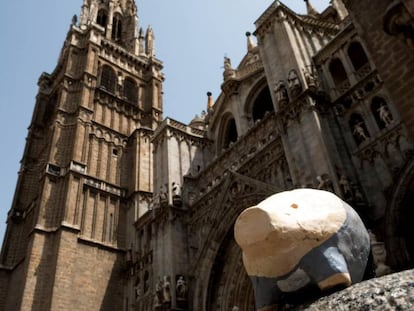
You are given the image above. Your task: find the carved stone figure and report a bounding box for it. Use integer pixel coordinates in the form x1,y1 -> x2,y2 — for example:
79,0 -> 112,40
274,80 -> 289,106
159,185 -> 168,204
235,189 -> 370,310
172,182 -> 181,197
287,69 -> 302,96
353,122 -> 369,142
316,174 -> 334,193
223,56 -> 236,80
172,182 -> 182,207
154,279 -> 163,309
162,275 -> 172,307
339,174 -> 353,199
303,68 -> 318,89
378,104 -> 393,126
176,276 -> 187,300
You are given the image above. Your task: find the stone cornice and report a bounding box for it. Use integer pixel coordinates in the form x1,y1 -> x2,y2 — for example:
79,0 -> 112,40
152,118 -> 207,145
254,1 -> 339,39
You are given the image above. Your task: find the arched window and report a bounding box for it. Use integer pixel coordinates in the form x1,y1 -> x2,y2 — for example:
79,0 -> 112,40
97,10 -> 108,28
223,118 -> 238,149
252,86 -> 274,122
123,77 -> 138,103
329,58 -> 348,86
100,65 -> 116,93
347,42 -> 369,72
371,97 -> 393,129
349,113 -> 370,145
111,14 -> 122,41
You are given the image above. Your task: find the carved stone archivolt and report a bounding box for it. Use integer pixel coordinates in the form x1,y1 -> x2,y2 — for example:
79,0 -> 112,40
189,171 -> 279,310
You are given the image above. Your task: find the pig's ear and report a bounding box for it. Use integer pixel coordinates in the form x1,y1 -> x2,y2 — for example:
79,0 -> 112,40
234,206 -> 274,249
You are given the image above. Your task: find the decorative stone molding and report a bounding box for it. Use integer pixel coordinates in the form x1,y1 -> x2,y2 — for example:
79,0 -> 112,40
84,176 -> 126,197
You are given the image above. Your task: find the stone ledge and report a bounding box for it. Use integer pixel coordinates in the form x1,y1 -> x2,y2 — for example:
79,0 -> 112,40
290,269 -> 414,310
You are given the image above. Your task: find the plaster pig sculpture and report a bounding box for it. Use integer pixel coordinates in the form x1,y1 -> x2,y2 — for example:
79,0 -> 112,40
234,189 -> 370,310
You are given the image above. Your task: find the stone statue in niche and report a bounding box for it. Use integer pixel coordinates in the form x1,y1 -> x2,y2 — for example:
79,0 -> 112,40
176,275 -> 188,308
162,275 -> 172,307
303,67 -> 318,89
287,69 -> 302,96
154,279 -> 163,309
234,189 -> 370,310
274,80 -> 289,106
352,122 -> 369,142
378,104 -> 393,126
176,276 -> 187,298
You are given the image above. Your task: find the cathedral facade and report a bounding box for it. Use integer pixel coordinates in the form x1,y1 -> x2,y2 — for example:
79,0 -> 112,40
1,0 -> 414,310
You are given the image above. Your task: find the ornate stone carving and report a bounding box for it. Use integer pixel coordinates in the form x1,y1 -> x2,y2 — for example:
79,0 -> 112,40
176,275 -> 188,308
223,56 -> 236,80
287,69 -> 303,97
273,80 -> 289,106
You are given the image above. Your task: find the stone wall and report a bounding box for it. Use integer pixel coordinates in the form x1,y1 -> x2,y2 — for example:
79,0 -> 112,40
343,0 -> 414,140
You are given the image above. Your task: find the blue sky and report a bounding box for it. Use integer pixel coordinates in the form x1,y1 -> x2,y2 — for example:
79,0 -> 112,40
0,0 -> 329,244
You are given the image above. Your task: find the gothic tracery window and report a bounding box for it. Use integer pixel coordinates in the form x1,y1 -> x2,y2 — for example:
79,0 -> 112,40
123,77 -> 138,103
100,65 -> 116,93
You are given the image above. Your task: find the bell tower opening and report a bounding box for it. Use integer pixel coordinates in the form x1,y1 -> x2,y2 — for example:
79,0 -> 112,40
97,9 -> 108,28
112,13 -> 123,41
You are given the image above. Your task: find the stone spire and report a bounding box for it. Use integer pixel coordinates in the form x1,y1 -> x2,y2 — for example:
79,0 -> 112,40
304,0 -> 319,17
138,27 -> 145,55
246,32 -> 256,52
78,0 -> 140,53
145,26 -> 155,57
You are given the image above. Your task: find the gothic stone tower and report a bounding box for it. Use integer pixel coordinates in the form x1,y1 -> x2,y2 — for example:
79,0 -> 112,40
0,0 -> 163,310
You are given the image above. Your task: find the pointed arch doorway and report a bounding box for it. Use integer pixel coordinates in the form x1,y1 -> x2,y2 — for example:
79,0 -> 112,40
206,229 -> 255,311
